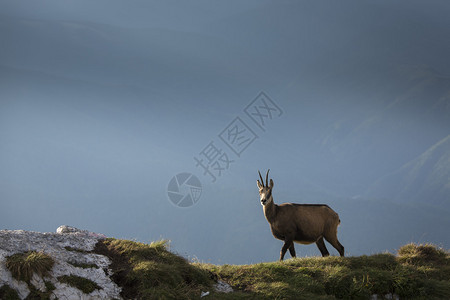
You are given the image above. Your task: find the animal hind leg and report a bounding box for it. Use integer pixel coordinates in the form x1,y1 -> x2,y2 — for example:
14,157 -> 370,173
316,237 -> 330,257
324,233 -> 345,257
289,243 -> 296,258
280,239 -> 293,261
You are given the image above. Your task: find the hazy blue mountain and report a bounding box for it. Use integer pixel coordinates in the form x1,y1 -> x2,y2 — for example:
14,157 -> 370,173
367,135 -> 450,208
312,66 -> 450,196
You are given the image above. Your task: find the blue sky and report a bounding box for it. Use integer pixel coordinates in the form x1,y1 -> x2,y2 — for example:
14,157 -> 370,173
1,0 -> 450,263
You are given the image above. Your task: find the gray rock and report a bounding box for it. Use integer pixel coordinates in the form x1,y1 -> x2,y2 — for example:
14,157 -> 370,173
214,280 -> 233,293
56,225 -> 107,239
0,226 -> 121,300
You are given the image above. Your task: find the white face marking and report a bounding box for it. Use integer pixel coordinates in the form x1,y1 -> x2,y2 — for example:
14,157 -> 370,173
259,190 -> 270,206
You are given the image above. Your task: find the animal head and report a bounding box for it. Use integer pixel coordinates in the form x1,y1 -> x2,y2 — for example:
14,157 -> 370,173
257,169 -> 274,206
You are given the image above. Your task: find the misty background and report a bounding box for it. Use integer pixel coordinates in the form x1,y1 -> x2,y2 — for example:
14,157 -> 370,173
1,0 -> 449,264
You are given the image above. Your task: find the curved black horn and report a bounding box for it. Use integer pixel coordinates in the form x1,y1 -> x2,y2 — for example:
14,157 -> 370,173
258,170 -> 264,185
266,169 -> 270,187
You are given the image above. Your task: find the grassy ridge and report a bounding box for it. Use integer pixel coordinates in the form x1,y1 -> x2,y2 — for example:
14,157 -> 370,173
203,247 -> 450,299
94,239 -> 213,299
1,240 -> 448,299
94,240 -> 450,299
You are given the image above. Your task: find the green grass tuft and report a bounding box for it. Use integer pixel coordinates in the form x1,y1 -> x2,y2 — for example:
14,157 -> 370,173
58,275 -> 101,294
0,285 -> 20,300
26,280 -> 57,300
397,243 -> 449,265
93,238 -> 213,299
5,251 -> 54,283
44,280 -> 56,293
67,261 -> 99,269
64,246 -> 88,253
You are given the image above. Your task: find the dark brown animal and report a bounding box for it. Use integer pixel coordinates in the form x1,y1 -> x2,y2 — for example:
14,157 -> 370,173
257,170 -> 344,261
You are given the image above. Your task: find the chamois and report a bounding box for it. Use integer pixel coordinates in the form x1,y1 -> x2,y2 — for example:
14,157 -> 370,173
257,170 -> 344,261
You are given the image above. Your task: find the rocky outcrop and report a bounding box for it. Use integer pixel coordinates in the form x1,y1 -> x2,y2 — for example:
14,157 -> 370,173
0,226 -> 121,300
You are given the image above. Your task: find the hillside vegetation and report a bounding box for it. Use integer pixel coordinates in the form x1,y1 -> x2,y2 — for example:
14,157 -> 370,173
2,239 -> 449,300
204,244 -> 450,300
76,240 -> 450,299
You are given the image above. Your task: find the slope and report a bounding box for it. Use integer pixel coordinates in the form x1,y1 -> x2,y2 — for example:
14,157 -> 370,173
367,135 -> 450,208
3,235 -> 449,300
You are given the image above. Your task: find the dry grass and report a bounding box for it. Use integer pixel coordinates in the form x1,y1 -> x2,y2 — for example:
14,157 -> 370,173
5,251 -> 54,283
93,238 -> 213,299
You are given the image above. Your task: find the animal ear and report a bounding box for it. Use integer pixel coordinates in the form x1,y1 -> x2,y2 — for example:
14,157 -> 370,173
257,180 -> 263,189
269,179 -> 274,189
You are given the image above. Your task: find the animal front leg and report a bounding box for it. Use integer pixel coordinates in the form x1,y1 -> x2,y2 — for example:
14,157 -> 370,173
280,240 -> 293,261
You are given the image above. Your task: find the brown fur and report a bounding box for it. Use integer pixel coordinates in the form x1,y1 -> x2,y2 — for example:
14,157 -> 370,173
258,170 -> 344,261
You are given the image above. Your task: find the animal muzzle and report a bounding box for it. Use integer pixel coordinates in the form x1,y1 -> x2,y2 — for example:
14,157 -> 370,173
261,199 -> 267,205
